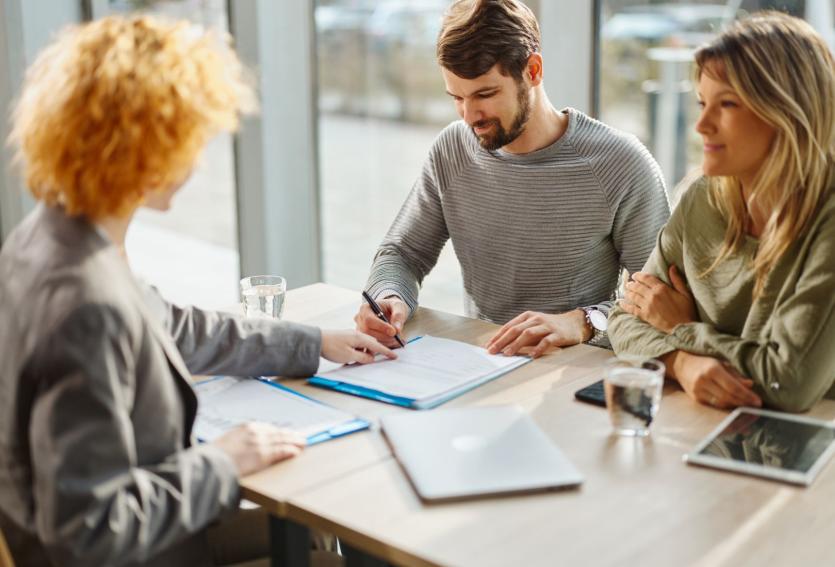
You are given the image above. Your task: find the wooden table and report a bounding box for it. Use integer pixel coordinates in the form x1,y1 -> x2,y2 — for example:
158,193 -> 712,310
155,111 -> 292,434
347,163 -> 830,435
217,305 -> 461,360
240,284 -> 835,567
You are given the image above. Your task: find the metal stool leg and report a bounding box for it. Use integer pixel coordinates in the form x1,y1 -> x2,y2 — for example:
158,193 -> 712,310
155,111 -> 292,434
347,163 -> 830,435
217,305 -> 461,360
342,542 -> 391,567
270,516 -> 310,567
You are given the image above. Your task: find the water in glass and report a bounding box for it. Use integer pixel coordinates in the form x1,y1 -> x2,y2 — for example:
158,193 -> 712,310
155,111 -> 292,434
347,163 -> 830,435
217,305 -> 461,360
240,274 -> 286,320
242,285 -> 285,319
605,367 -> 663,437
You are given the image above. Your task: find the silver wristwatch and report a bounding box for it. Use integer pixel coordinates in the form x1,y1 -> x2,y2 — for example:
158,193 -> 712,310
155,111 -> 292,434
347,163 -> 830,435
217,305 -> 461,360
582,306 -> 609,345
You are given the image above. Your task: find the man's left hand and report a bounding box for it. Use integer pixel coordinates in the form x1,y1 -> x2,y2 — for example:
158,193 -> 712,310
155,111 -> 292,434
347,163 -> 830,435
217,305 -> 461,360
621,265 -> 697,333
486,310 -> 590,358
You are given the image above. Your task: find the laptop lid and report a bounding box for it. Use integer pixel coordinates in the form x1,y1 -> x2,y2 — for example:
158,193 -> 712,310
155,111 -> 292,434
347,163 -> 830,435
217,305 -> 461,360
381,406 -> 583,501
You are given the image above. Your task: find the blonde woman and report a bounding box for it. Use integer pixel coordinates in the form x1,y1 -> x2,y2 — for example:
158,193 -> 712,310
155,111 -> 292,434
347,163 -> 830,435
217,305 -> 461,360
0,16 -> 393,567
608,12 -> 835,413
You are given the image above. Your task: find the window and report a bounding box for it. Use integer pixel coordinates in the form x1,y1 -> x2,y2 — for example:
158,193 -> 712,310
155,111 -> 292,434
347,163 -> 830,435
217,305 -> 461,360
597,0 -> 828,200
88,0 -> 240,309
315,0 -> 465,314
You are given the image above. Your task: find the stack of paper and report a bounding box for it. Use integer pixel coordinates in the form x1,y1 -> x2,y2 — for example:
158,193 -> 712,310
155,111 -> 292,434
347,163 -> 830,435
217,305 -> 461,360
309,335 -> 530,409
193,376 -> 369,445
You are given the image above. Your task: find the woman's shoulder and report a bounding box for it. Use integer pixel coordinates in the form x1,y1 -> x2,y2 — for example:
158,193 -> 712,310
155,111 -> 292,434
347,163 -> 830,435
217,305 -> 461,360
673,174 -> 711,209
667,174 -> 718,224
663,175 -> 730,248
819,184 -> 835,215
1,208 -> 145,354
809,185 -> 835,238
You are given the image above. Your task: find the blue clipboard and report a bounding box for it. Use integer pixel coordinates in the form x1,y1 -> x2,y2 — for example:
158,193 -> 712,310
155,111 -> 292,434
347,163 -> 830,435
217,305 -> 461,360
307,336 -> 531,410
254,378 -> 370,445
309,336 -> 421,409
196,376 -> 370,446
307,376 -> 416,409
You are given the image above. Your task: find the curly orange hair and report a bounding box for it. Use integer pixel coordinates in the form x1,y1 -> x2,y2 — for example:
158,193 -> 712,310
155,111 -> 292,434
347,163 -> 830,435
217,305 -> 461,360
9,15 -> 256,220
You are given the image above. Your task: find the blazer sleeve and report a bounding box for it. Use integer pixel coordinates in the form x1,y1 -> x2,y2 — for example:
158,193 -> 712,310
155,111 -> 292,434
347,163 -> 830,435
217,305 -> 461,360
161,298 -> 322,378
27,304 -> 240,567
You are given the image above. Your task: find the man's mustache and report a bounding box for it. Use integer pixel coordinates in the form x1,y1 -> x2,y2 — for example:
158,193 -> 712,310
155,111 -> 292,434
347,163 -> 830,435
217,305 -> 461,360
470,119 -> 500,130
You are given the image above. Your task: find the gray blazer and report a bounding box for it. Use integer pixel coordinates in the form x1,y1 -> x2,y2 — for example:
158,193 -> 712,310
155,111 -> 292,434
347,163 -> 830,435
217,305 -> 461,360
0,205 -> 321,566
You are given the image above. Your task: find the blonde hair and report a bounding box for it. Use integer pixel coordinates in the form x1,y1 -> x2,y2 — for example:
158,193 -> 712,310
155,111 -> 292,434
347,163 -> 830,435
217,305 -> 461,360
694,11 -> 835,297
9,15 -> 256,220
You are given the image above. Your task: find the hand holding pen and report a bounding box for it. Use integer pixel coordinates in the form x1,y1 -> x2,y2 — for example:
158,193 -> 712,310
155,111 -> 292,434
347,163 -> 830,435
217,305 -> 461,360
357,291 -> 407,348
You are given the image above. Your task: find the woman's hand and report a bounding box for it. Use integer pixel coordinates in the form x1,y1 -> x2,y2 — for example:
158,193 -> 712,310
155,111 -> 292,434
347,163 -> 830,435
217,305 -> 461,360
663,351 -> 762,409
212,423 -> 306,477
321,329 -> 397,364
621,265 -> 697,333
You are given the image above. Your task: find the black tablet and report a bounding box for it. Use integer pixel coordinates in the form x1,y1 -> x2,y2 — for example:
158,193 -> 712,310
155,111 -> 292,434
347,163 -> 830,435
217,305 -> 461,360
684,408 -> 835,486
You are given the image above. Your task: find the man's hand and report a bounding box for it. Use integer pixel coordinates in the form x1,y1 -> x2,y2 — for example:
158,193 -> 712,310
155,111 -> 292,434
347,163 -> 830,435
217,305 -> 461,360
353,296 -> 409,348
486,310 -> 591,358
212,423 -> 306,477
621,265 -> 697,333
321,330 -> 397,364
663,351 -> 762,410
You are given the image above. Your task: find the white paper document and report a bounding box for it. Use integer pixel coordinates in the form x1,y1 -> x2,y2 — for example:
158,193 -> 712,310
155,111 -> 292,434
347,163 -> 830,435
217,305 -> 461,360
193,377 -> 366,443
312,335 -> 530,408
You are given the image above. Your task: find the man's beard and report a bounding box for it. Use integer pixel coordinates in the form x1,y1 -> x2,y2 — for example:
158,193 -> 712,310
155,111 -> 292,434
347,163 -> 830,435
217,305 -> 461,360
471,82 -> 531,151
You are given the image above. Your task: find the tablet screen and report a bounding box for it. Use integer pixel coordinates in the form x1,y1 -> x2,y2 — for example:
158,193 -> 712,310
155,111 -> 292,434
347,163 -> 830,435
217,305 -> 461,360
698,410 -> 835,474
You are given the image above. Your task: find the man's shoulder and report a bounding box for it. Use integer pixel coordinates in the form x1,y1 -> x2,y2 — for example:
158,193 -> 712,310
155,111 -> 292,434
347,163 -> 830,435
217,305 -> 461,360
428,120 -> 479,162
567,109 -> 664,195
567,108 -> 653,162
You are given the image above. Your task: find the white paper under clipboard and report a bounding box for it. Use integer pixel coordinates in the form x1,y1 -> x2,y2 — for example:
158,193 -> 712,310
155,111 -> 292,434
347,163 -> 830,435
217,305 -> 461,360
309,335 -> 531,409
193,376 -> 369,445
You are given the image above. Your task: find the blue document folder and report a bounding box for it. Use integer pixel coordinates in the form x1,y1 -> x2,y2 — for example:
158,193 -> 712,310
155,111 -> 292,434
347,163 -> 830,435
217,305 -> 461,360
308,335 -> 531,410
308,376 -> 416,408
194,376 -> 370,445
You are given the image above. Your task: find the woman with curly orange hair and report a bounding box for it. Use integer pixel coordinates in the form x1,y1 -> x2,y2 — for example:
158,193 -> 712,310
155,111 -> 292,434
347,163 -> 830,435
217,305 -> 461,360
0,15 -> 392,566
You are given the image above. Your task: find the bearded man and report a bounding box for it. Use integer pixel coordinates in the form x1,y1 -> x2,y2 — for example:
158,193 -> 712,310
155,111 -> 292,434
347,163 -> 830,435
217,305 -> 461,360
355,0 -> 670,354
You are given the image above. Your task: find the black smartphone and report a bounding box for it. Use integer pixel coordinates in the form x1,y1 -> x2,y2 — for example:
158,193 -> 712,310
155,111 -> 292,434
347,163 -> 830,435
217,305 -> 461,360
574,379 -> 607,408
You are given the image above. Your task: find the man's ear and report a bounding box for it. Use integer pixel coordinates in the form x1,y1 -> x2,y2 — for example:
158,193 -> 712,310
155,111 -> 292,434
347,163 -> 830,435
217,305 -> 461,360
526,53 -> 544,87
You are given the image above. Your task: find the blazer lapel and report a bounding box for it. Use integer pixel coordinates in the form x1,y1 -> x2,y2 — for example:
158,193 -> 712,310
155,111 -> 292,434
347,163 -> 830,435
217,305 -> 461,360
140,306 -> 200,442
118,269 -> 201,440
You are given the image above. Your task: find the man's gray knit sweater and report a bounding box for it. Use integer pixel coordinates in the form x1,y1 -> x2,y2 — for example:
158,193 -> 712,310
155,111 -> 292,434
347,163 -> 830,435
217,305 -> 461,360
366,107 -> 670,325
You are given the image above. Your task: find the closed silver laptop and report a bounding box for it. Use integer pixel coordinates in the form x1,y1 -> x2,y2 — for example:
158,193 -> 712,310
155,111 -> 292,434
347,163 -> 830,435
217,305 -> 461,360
381,405 -> 583,501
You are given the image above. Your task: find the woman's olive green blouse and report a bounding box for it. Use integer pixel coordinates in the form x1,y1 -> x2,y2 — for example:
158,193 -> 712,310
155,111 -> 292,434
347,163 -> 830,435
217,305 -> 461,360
609,179 -> 835,412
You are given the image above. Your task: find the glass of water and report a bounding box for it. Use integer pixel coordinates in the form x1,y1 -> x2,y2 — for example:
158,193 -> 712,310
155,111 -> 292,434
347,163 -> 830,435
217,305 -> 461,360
604,357 -> 665,437
240,275 -> 286,320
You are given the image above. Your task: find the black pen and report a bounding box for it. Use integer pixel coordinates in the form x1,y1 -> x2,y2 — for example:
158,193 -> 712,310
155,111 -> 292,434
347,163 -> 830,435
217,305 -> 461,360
362,291 -> 406,348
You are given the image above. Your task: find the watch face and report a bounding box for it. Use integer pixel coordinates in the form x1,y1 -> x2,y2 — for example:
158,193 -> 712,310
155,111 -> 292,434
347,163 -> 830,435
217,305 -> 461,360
589,309 -> 608,331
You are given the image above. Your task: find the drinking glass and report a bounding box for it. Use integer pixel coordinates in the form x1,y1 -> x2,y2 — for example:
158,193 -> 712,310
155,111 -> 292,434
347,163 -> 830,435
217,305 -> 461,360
240,275 -> 286,320
604,357 -> 665,437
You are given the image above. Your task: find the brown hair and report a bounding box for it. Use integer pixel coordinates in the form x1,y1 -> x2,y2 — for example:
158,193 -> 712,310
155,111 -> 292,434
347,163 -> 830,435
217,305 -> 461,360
437,0 -> 540,81
9,15 -> 256,220
693,11 -> 835,297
